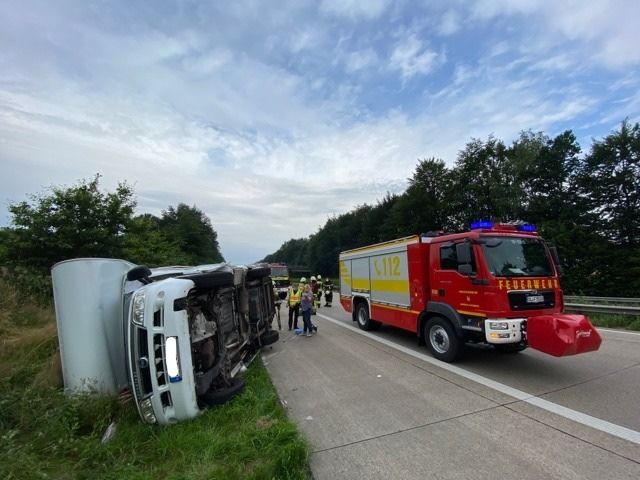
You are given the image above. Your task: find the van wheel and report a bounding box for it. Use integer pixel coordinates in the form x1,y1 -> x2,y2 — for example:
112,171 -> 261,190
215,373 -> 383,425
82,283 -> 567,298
425,317 -> 463,362
246,267 -> 271,280
355,302 -> 381,331
200,377 -> 245,406
258,330 -> 279,346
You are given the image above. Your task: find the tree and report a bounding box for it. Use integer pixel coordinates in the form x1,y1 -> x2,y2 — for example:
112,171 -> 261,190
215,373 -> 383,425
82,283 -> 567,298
3,174 -> 136,272
573,120 -> 640,295
158,203 -> 224,265
449,136 -> 517,225
384,158 -> 453,235
122,215 -> 191,267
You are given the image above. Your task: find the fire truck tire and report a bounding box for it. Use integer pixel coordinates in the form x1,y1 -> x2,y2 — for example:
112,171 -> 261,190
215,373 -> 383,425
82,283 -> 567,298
200,377 -> 246,406
425,317 -> 464,362
355,302 -> 381,331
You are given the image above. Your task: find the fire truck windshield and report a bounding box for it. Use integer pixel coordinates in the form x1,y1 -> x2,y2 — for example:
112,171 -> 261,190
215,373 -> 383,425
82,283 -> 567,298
270,267 -> 288,277
481,236 -> 554,277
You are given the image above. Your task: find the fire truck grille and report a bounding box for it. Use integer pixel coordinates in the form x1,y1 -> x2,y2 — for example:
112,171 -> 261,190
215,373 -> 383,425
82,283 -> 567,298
508,290 -> 555,311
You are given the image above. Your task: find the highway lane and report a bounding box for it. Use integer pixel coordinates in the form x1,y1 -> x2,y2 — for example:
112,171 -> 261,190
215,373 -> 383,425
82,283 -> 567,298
315,302 -> 640,436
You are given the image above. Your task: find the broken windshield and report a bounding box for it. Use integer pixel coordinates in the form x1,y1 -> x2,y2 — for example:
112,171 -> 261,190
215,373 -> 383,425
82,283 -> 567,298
481,236 -> 554,277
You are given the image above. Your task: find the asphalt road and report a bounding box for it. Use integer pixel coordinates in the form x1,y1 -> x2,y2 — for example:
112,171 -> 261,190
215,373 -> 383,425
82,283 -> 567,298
263,303 -> 640,479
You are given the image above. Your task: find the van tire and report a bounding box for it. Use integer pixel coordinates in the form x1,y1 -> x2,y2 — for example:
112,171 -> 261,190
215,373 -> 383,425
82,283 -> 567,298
247,267 -> 271,280
200,377 -> 246,406
258,330 -> 279,346
425,316 -> 464,362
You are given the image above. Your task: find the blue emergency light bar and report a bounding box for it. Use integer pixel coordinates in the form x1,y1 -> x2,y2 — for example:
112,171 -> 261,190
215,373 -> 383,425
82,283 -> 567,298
470,220 -> 494,229
469,220 -> 536,232
516,223 -> 536,232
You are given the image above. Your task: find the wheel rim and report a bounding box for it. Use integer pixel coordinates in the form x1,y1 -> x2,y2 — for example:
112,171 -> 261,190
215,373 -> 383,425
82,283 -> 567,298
357,307 -> 367,326
429,325 -> 449,354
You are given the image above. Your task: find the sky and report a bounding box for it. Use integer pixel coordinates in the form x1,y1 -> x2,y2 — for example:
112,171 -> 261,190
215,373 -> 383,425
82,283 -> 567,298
1,0 -> 639,265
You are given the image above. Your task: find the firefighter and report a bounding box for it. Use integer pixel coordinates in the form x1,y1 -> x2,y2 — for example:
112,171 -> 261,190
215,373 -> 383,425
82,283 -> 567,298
323,277 -> 333,307
316,275 -> 324,308
287,282 -> 302,330
272,286 -> 282,330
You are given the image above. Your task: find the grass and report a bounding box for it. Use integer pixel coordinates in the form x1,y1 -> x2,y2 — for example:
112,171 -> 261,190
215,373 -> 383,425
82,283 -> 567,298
0,278 -> 311,480
587,313 -> 640,330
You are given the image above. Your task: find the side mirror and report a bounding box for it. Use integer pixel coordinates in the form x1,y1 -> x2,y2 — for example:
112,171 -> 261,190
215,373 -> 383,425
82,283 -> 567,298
456,243 -> 475,276
456,242 -> 472,264
549,245 -> 564,275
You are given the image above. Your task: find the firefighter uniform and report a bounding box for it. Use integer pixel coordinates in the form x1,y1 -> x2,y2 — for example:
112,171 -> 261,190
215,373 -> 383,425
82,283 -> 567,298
287,284 -> 302,330
272,286 -> 282,330
324,277 -> 333,306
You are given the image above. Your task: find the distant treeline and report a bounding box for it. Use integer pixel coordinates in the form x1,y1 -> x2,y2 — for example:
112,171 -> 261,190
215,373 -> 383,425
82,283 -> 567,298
262,120 -> 640,297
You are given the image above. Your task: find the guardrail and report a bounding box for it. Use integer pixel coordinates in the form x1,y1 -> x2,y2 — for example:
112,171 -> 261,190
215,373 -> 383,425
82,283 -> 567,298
564,296 -> 640,316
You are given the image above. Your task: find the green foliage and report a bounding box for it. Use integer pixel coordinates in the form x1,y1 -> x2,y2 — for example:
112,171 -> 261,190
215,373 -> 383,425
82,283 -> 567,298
0,279 -> 310,479
0,176 -> 227,278
158,203 -> 225,264
3,174 -> 136,273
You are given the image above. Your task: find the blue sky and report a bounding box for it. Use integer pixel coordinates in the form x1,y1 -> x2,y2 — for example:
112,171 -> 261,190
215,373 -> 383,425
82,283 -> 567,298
1,0 -> 639,264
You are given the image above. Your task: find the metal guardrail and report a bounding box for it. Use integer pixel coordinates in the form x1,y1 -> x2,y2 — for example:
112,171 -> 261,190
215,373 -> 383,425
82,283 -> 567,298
564,296 -> 640,316
565,296 -> 640,305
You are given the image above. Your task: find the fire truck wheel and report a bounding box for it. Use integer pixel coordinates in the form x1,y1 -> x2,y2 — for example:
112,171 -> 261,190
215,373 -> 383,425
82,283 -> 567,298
355,302 -> 381,331
200,377 -> 246,406
425,317 -> 464,362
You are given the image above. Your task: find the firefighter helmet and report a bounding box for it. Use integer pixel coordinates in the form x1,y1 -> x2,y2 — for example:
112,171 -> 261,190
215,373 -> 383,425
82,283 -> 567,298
310,276 -> 316,281
300,277 -> 306,283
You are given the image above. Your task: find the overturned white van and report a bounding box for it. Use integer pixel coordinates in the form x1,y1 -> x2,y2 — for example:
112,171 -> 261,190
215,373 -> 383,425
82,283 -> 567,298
52,258 -> 279,425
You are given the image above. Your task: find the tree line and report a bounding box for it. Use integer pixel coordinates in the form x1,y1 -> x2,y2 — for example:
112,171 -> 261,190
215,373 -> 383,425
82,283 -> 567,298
263,120 -> 640,297
0,174 -> 223,299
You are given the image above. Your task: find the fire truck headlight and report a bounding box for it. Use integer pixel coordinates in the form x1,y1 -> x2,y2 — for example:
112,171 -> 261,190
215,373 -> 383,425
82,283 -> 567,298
132,291 -> 147,325
489,321 -> 509,330
166,337 -> 182,383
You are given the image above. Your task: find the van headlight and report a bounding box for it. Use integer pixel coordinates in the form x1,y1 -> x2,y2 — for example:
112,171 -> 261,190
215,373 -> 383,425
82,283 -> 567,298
166,337 -> 182,383
139,397 -> 157,424
132,291 -> 147,325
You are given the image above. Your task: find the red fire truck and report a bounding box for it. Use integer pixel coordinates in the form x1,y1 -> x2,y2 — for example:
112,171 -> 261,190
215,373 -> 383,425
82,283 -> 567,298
339,221 -> 602,362
268,263 -> 290,299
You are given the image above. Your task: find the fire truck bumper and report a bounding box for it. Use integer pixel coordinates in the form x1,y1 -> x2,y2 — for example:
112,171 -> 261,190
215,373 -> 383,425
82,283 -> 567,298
526,314 -> 602,357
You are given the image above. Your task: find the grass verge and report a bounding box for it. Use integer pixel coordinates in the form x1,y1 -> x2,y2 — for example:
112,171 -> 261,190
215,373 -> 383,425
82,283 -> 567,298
0,279 -> 311,480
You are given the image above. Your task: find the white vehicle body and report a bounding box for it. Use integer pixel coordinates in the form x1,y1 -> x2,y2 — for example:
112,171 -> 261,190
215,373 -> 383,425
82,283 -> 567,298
53,258 -> 279,425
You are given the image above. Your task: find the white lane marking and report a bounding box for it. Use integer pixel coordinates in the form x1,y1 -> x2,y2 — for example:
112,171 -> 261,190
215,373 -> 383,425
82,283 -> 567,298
597,328 -> 640,336
318,313 -> 640,445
